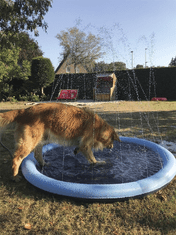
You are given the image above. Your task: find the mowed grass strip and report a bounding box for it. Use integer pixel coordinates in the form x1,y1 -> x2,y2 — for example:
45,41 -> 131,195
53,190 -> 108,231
0,101 -> 176,235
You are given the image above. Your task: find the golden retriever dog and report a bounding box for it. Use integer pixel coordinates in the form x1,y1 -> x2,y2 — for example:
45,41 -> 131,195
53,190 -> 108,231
0,103 -> 120,182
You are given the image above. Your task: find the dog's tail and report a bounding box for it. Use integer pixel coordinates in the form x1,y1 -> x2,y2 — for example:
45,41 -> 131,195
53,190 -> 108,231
0,110 -> 19,159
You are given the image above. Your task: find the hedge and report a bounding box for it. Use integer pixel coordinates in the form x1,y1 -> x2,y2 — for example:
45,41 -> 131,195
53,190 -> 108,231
50,67 -> 176,101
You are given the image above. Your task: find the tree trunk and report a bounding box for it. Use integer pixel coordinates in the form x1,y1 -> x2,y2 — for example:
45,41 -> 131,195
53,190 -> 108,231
40,86 -> 44,96
74,63 -> 76,73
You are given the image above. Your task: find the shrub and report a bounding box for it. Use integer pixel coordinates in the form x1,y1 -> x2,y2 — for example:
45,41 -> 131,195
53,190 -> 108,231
7,96 -> 18,102
30,94 -> 40,102
19,95 -> 29,101
31,56 -> 55,96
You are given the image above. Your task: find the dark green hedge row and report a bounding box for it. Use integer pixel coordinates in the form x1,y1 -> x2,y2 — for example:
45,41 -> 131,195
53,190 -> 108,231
52,67 -> 176,100
51,73 -> 97,100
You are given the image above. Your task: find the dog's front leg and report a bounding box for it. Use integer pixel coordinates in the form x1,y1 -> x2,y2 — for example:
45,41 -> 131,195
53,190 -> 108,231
34,144 -> 48,166
80,145 -> 106,164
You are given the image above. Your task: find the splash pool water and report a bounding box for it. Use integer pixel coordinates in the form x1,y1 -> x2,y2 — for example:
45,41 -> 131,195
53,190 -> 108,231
21,137 -> 176,200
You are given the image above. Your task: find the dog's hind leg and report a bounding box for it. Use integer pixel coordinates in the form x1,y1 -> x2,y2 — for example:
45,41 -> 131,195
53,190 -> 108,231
12,144 -> 33,182
12,124 -> 44,182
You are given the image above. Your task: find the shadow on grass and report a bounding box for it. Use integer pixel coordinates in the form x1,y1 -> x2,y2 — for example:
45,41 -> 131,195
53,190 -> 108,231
114,204 -> 176,234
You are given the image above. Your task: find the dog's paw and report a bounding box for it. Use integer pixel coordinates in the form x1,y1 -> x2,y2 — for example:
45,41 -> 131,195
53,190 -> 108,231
38,160 -> 49,167
95,160 -> 106,165
44,161 -> 50,167
11,175 -> 22,182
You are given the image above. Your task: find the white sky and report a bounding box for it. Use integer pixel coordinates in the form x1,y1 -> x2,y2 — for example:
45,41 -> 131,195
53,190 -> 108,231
32,0 -> 176,70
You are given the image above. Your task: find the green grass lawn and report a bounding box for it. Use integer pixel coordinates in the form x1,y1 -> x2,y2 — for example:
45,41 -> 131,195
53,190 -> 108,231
0,101 -> 176,235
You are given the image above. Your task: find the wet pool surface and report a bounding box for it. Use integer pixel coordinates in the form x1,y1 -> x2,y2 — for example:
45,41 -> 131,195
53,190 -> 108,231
38,141 -> 163,184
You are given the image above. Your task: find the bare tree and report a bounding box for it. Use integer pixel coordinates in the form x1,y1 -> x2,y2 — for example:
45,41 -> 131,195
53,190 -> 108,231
56,27 -> 104,73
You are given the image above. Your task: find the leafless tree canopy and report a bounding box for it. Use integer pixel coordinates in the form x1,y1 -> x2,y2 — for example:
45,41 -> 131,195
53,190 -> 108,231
56,27 -> 104,72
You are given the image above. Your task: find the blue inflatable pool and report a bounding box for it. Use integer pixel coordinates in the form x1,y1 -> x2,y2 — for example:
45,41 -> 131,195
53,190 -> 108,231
21,137 -> 176,200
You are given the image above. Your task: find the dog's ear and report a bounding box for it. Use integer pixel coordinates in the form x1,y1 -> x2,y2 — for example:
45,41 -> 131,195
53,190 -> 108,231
113,132 -> 121,142
100,124 -> 109,140
102,130 -> 110,140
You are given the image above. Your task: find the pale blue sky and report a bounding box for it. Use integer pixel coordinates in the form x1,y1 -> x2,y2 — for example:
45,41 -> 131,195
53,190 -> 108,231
33,0 -> 176,70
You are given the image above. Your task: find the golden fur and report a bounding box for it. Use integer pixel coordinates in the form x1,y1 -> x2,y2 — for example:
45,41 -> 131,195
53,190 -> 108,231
0,103 -> 120,182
